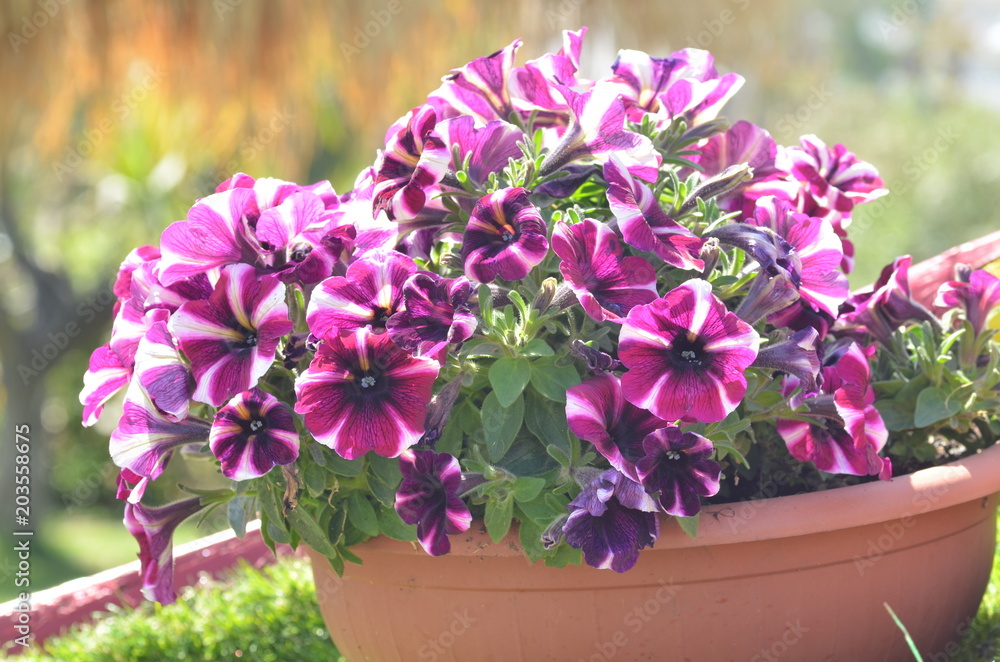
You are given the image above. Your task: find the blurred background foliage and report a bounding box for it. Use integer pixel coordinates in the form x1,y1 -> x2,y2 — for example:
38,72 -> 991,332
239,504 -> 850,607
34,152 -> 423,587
0,0 -> 998,599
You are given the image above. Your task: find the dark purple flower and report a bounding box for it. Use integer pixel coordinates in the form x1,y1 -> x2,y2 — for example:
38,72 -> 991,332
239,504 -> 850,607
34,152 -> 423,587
209,388 -> 299,480
619,279 -> 760,424
935,268 -> 1000,337
395,450 -> 472,556
385,273 -> 477,356
429,117 -> 526,191
169,264 -> 293,407
838,256 -> 939,346
294,328 -> 440,460
604,156 -> 704,271
563,469 -> 659,573
751,328 -> 822,396
124,496 -> 205,604
635,427 -> 721,517
566,373 -> 669,482
551,219 -> 658,323
462,187 -> 548,283
307,250 -> 417,336
110,381 -> 211,484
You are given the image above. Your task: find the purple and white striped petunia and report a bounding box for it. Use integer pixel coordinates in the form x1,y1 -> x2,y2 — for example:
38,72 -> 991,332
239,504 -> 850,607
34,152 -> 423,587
133,312 -> 195,422
838,256 -> 939,346
566,373 -> 669,482
80,344 -> 131,427
395,449 -> 472,556
294,328 -> 440,460
751,327 -> 822,397
619,279 -> 760,423
373,105 -> 450,224
169,264 -> 293,408
429,117 -> 526,192
307,250 -> 417,336
462,187 -> 548,283
110,380 -> 212,484
159,188 -> 264,285
635,427 -> 722,517
604,156 -> 705,271
124,496 -> 206,604
563,469 -> 660,573
540,81 -> 660,183
428,39 -> 520,124
748,196 -> 849,318
787,134 -> 888,217
551,219 -> 658,323
209,388 -> 299,480
385,272 -> 477,356
935,267 -> 1000,337
777,342 -> 890,479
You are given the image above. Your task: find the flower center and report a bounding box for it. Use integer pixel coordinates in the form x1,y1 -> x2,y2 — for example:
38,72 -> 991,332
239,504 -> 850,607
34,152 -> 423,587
249,419 -> 264,432
290,242 -> 313,263
670,332 -> 706,368
665,450 -> 681,461
372,306 -> 392,327
361,375 -> 376,388
244,331 -> 258,348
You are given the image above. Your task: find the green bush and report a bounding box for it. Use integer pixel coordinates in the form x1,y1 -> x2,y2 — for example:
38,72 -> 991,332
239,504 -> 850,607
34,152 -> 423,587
9,559 -> 342,662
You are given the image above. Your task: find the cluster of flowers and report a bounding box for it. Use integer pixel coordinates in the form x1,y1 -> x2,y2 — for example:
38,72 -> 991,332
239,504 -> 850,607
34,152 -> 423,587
82,28 -> 1000,602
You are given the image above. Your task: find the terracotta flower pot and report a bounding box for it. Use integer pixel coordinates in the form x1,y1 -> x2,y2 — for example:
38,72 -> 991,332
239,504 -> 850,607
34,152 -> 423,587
309,441 -> 1000,662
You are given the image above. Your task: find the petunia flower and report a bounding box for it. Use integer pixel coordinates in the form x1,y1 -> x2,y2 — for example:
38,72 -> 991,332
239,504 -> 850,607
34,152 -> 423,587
385,272 -> 477,356
306,249 -> 417,336
395,449 -> 472,556
935,267 -> 1000,337
634,427 -> 722,517
751,327 -> 822,396
133,312 -> 195,421
838,256 -> 939,346
551,219 -> 658,323
563,469 -> 660,573
80,344 -> 131,427
209,388 -> 299,480
566,373 -> 669,482
373,105 -> 451,224
294,327 -> 440,460
462,187 -> 548,283
110,380 -> 211,484
777,342 -> 890,479
604,156 -> 705,271
124,496 -> 206,604
428,39 -> 520,124
428,116 -> 526,192
169,264 -> 293,407
539,81 -> 660,183
618,279 -> 760,423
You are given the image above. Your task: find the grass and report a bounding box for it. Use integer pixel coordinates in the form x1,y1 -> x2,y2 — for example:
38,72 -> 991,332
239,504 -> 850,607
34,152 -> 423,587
5,514 -> 1000,661
5,559 -> 343,662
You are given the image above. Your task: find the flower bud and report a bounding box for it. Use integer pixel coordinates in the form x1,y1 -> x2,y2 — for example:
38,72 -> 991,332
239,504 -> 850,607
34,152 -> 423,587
679,164 -> 754,215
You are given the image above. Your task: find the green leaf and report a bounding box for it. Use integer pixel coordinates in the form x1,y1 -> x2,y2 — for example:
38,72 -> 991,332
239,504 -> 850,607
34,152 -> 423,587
543,543 -> 582,568
435,413 -> 464,458
287,504 -> 337,556
478,284 -> 494,330
347,492 -> 379,537
875,399 -> 915,431
524,389 -> 572,457
517,516 -> 545,562
676,513 -> 700,539
324,452 -> 364,477
914,386 -> 962,427
265,517 -> 290,545
227,495 -> 255,539
322,504 -> 347,546
496,436 -> 559,477
512,476 -> 547,502
303,462 -> 329,498
529,357 -> 580,402
516,494 -> 566,524
489,356 -> 532,407
484,494 -> 514,543
367,454 -> 403,507
482,391 -> 524,461
522,338 -> 554,357
377,507 -> 417,541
